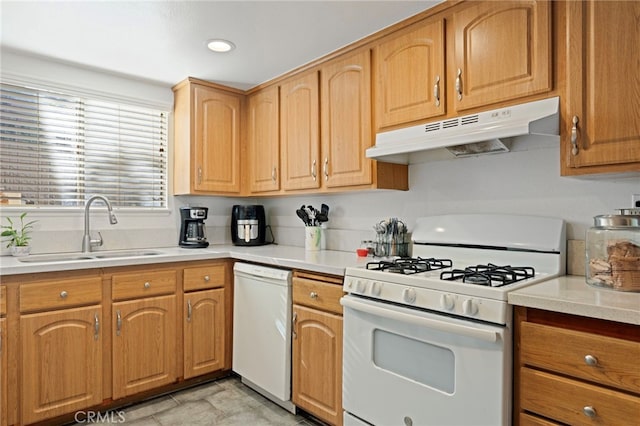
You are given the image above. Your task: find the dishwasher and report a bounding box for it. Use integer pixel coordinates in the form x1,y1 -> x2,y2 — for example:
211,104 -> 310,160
232,262 -> 295,413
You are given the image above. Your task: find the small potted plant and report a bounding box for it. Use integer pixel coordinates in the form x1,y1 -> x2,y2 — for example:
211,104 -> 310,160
1,212 -> 37,256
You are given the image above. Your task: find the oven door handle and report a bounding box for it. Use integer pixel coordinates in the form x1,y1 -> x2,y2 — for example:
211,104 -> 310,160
340,296 -> 499,343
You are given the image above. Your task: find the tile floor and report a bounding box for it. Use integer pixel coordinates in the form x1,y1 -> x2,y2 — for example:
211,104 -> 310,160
74,375 -> 325,426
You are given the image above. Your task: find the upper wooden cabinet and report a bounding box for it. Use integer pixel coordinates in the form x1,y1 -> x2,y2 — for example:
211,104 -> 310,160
374,18 -> 446,129
321,49 -> 374,189
173,78 -> 242,194
247,85 -> 281,193
374,1 -> 551,130
280,70 -> 322,191
561,1 -> 640,175
452,0 -> 552,112
279,51 -> 407,194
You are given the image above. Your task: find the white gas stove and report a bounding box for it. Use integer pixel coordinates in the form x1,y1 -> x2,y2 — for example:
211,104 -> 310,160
341,214 -> 565,426
344,214 -> 566,325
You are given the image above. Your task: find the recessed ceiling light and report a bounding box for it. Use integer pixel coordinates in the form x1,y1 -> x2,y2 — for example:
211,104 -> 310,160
206,39 -> 235,53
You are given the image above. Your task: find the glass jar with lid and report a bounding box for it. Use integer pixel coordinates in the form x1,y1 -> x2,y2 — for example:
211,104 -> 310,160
586,209 -> 640,291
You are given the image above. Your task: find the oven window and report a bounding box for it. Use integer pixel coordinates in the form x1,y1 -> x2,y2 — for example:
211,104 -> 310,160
372,329 -> 455,394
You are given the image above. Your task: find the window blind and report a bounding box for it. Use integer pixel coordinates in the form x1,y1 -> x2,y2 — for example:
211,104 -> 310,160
0,83 -> 168,208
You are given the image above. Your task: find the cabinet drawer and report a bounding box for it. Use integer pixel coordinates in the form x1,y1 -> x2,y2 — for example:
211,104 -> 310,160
520,367 -> 640,425
184,264 -> 226,291
20,277 -> 102,313
112,270 -> 177,300
519,412 -> 560,426
293,277 -> 344,315
520,321 -> 640,394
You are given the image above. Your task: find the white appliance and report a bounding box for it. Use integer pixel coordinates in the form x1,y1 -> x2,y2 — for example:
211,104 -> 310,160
366,96 -> 559,163
232,262 -> 295,413
342,214 -> 565,426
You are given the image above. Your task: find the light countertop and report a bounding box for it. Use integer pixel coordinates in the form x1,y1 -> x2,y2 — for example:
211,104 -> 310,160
509,275 -> 640,325
0,244 -> 369,277
4,248 -> 638,326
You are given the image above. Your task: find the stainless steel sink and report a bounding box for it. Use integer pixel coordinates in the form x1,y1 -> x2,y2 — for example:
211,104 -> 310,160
17,249 -> 162,263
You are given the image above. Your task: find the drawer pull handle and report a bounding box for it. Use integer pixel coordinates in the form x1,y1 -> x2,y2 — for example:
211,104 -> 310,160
204,275 -> 210,282
60,290 -> 68,299
583,406 -> 597,418
310,291 -> 318,299
144,282 -> 151,289
584,354 -> 598,366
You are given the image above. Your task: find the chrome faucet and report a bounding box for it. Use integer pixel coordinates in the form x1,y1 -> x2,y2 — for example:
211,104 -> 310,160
82,195 -> 118,253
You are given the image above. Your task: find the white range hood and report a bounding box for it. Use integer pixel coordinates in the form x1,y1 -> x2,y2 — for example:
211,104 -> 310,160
367,96 -> 560,164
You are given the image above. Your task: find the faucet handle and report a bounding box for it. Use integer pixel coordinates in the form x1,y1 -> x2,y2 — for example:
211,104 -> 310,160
91,231 -> 104,248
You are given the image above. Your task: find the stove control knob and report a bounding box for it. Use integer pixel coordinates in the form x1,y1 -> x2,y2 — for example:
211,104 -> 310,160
402,288 -> 416,304
371,281 -> 382,296
462,299 -> 478,316
355,280 -> 366,293
440,294 -> 455,310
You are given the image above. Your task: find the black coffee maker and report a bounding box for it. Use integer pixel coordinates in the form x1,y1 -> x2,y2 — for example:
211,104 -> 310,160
179,206 -> 209,248
231,205 -> 267,246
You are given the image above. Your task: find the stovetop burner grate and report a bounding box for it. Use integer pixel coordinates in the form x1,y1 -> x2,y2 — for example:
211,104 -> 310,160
440,263 -> 535,287
366,257 -> 453,275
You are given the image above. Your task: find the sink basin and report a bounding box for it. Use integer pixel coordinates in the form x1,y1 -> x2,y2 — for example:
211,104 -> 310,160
17,249 -> 162,263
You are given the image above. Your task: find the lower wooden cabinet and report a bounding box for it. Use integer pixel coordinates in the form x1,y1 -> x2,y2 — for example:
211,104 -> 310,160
1,317 -> 6,426
292,272 -> 344,426
112,295 -> 178,399
515,307 -> 640,425
184,288 -> 226,379
21,306 -> 103,424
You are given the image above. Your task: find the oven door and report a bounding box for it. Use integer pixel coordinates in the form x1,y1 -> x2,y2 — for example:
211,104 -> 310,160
341,295 -> 511,426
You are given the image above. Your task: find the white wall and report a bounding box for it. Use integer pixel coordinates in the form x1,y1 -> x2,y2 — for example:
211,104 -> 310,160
262,142 -> 639,252
1,50 -> 638,256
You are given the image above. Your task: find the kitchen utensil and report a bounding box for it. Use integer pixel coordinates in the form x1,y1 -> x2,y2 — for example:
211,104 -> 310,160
296,209 -> 310,226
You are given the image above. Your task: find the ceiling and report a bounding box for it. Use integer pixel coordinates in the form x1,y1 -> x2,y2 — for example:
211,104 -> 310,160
0,1 -> 441,90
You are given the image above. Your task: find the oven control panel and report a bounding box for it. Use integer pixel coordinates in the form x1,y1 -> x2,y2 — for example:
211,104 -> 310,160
343,276 -> 509,325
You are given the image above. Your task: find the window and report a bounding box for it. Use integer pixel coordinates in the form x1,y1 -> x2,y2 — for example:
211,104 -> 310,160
0,83 -> 168,208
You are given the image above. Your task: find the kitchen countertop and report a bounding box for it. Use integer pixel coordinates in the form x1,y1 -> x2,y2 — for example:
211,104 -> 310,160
509,275 -> 640,326
4,248 -> 638,326
0,244 -> 370,277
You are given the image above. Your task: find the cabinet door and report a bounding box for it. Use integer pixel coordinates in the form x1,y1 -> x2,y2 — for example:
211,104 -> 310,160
247,86 -> 280,193
193,84 -> 241,193
21,306 -> 102,425
0,318 -> 5,426
452,0 -> 551,112
280,71 -> 321,191
374,18 -> 445,129
564,1 -> 640,172
184,289 -> 226,379
321,50 -> 373,189
112,295 -> 177,399
292,304 -> 343,426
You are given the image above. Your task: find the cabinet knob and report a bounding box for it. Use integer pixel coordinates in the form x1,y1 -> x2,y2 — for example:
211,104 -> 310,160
60,290 -> 68,299
144,282 -> 151,289
311,159 -> 317,181
310,291 -> 318,299
323,157 -> 329,180
433,75 -> 441,107
583,406 -> 597,418
584,354 -> 598,366
204,275 -> 210,282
